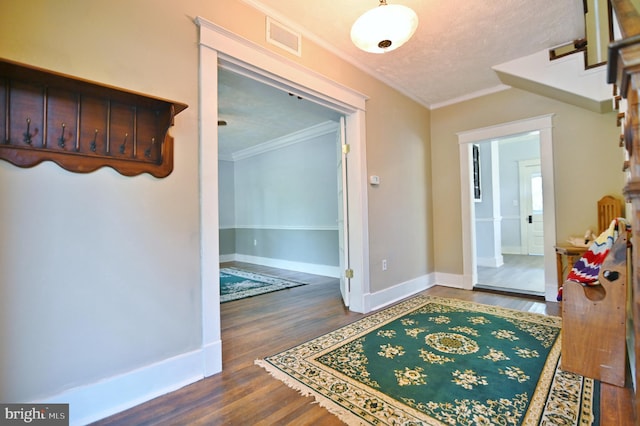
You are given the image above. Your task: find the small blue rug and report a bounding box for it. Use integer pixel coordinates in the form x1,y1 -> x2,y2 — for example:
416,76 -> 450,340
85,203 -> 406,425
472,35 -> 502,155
220,267 -> 308,303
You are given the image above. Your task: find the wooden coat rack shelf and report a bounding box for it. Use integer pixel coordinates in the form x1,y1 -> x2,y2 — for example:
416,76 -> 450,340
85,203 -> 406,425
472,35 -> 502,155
0,59 -> 187,178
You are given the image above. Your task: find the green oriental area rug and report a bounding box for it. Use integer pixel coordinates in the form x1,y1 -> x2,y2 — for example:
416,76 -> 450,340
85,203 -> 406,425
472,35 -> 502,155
220,267 -> 307,303
256,295 -> 599,425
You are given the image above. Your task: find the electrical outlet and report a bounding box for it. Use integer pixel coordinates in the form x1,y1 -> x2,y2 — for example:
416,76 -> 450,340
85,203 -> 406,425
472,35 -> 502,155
253,239 -> 257,246
382,259 -> 387,271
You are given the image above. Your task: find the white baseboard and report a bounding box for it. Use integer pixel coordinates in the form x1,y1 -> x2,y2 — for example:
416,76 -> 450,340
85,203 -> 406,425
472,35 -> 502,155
434,272 -> 468,289
41,342 -> 222,426
222,254 -> 340,278
477,255 -> 504,268
203,340 -> 223,377
365,273 -> 435,312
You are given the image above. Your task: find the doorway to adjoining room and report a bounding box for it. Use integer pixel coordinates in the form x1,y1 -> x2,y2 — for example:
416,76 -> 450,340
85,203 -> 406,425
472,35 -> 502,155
472,132 -> 545,297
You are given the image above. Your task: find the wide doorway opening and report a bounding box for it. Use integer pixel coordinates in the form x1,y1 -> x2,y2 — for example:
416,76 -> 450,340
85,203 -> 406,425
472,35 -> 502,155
216,64 -> 350,306
457,115 -> 557,302
196,15 -> 370,376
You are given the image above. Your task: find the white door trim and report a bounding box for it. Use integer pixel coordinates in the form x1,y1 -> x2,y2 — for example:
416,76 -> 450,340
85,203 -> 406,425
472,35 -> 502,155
337,117 -> 350,307
195,16 -> 371,376
457,114 -> 557,301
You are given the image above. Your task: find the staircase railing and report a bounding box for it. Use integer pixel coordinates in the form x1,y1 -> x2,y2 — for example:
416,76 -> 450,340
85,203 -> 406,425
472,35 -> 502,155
549,0 -> 613,69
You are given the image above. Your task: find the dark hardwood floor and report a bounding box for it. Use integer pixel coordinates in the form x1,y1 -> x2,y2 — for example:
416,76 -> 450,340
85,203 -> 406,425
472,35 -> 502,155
92,262 -> 634,425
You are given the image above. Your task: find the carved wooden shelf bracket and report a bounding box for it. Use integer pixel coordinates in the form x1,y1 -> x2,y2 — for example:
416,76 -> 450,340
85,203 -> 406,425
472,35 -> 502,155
0,59 -> 187,178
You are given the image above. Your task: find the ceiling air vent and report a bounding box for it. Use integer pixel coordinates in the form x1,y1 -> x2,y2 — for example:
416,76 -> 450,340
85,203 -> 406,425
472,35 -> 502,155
266,17 -> 302,57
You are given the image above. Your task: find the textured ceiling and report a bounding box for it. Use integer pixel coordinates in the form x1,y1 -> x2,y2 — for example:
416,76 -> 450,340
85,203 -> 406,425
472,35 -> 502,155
219,0 -> 587,155
218,67 -> 342,158
246,0 -> 585,107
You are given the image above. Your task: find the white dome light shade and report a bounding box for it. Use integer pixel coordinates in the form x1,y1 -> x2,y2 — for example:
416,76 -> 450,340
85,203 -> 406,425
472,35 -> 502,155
350,2 -> 418,53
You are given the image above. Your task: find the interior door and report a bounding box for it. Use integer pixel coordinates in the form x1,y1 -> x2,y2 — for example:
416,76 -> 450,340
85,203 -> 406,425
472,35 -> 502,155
520,160 -> 544,255
336,117 -> 350,307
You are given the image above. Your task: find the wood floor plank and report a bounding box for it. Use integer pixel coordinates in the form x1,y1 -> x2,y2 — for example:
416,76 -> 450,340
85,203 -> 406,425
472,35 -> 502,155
91,262 -> 633,425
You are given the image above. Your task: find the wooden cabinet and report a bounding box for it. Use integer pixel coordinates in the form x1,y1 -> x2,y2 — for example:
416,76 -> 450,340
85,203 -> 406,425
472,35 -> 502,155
0,59 -> 187,178
608,0 -> 640,420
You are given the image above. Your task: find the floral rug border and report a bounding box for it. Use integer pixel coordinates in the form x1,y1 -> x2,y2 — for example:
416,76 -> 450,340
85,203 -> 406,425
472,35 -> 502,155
256,295 -> 598,425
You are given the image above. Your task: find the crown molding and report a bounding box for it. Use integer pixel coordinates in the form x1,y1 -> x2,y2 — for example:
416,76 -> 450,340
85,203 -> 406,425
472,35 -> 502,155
230,120 -> 338,161
430,85 -> 512,110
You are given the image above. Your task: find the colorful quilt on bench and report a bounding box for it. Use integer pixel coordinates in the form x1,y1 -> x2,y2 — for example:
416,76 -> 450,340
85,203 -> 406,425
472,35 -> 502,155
557,217 -> 629,301
566,217 -> 629,285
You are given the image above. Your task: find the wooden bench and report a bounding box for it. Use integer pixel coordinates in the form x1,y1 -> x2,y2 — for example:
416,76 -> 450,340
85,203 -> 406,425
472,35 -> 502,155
561,232 -> 629,386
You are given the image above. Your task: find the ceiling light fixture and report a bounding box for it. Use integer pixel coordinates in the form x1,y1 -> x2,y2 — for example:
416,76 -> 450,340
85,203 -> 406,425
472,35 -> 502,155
350,0 -> 418,54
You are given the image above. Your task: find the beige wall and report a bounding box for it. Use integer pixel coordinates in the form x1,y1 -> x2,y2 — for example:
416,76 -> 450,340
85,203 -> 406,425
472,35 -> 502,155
431,87 -> 625,275
366,84 -> 432,292
0,0 -> 432,408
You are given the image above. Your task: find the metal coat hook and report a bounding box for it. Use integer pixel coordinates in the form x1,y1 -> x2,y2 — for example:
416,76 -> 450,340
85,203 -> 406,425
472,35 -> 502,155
90,129 -> 98,152
119,133 -> 128,154
23,118 -> 33,145
58,123 -> 66,148
144,137 -> 156,158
